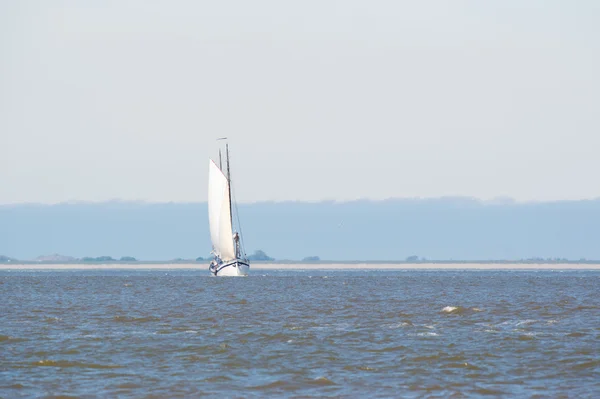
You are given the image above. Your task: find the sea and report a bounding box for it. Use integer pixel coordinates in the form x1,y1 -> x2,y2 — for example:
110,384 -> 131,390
1,269 -> 598,398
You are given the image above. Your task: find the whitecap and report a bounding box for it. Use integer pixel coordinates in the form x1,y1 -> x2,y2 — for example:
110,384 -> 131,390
387,322 -> 411,329
411,332 -> 439,337
442,306 -> 458,313
516,319 -> 538,326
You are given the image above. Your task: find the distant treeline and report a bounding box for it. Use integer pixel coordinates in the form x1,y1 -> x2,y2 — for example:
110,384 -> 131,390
81,256 -> 137,262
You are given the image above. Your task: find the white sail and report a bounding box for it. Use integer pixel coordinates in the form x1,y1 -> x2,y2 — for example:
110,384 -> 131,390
208,160 -> 236,261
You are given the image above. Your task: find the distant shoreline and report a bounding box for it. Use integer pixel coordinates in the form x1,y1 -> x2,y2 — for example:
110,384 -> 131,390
1,263 -> 599,270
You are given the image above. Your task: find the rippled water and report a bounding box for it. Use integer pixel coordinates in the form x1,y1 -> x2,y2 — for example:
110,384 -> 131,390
1,269 -> 599,398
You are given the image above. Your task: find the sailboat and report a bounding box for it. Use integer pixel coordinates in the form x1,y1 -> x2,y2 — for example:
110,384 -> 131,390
207,141 -> 250,276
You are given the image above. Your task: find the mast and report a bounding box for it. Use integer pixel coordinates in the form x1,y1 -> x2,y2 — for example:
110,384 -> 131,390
216,137 -> 227,171
226,143 -> 233,230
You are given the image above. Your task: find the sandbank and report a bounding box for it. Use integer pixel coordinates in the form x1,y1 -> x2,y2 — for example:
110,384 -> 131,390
1,263 -> 599,270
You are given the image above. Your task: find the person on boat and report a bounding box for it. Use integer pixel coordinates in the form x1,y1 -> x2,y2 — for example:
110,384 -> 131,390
209,251 -> 221,273
233,232 -> 241,258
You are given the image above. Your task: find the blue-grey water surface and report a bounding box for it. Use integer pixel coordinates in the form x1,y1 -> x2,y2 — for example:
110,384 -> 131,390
1,269 -> 599,398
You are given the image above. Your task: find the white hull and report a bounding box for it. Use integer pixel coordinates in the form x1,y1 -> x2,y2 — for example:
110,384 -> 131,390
211,260 -> 250,277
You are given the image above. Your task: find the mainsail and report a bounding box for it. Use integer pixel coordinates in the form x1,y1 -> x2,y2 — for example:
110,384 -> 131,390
208,160 -> 236,261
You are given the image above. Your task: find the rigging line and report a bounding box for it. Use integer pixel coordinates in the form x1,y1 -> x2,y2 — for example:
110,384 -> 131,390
231,186 -> 247,258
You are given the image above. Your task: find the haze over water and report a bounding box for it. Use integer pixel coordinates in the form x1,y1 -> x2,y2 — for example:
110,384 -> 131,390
1,269 -> 598,398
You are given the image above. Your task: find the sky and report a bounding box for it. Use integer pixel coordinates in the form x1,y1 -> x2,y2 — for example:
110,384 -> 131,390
1,0 -> 599,204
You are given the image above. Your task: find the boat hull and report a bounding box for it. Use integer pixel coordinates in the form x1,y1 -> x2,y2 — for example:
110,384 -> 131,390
211,260 -> 250,277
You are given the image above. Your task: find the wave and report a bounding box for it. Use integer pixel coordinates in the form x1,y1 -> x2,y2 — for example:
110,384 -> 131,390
248,380 -> 295,390
0,335 -> 27,343
441,306 -> 482,315
515,319 -> 538,326
310,376 -> 336,386
368,345 -> 409,353
114,382 -> 142,389
204,375 -> 233,383
441,362 -> 481,371
572,359 -> 599,370
249,377 -> 337,390
442,306 -> 459,313
413,332 -> 439,337
2,383 -> 26,389
33,360 -> 122,369
112,315 -> 160,323
386,321 -> 413,328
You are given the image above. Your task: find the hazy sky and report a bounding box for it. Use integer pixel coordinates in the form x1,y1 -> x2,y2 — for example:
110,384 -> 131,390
2,1 -> 599,204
